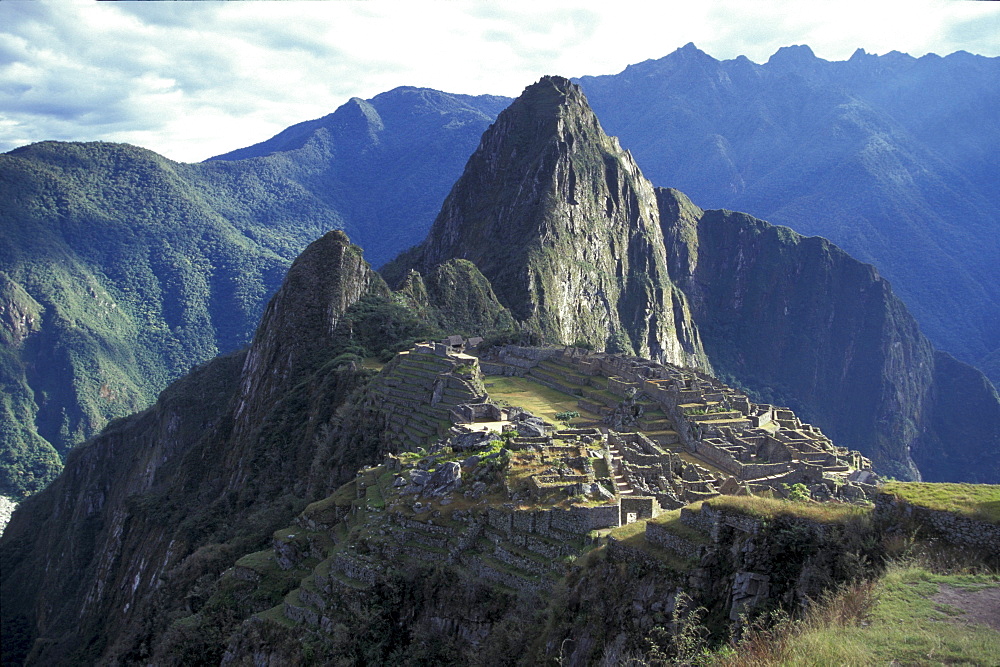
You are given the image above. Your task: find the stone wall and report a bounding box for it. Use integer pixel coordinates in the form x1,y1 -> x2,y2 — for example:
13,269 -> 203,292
487,503 -> 621,537
480,362 -> 523,377
621,497 -> 658,523
738,461 -> 796,481
692,440 -> 743,476
608,376 -> 640,397
679,506 -> 715,538
875,494 -> 1000,551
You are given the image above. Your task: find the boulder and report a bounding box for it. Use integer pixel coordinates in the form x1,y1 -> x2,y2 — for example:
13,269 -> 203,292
451,430 -> 496,451
847,469 -> 879,485
424,461 -> 462,497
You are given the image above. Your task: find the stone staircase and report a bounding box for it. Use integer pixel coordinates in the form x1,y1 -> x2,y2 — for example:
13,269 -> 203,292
608,441 -> 634,496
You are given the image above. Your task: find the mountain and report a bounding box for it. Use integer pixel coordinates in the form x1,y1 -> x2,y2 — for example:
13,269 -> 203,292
574,44 -> 1000,386
0,226 -> 513,664
0,88 -> 506,497
4,47 -> 998,500
389,76 -> 998,482
657,189 -> 998,482
2,75 -> 998,666
208,86 -> 510,264
0,141 -> 291,497
384,76 -> 708,370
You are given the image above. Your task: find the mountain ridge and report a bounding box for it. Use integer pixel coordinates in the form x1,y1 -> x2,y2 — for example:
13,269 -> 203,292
2,46 -> 997,500
387,76 -> 708,369
1,75 -> 998,664
574,44 -> 1000,385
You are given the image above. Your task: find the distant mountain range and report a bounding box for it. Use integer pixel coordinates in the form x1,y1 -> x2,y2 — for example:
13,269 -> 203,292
576,44 -> 1000,385
2,76 -> 997,666
1,46 -> 997,496
0,89 -> 504,496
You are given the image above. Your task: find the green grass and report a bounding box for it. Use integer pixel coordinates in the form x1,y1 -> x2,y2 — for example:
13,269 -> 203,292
608,518 -> 647,541
484,375 -> 599,424
234,549 -> 276,572
723,566 -> 1000,666
607,519 -> 694,571
256,604 -> 297,628
705,494 -> 871,524
648,508 -> 712,544
883,482 -> 1000,524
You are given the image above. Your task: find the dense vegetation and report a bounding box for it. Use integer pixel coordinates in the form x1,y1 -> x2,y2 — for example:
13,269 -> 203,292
5,49 -> 997,498
0,88 -> 504,497
0,142 -> 290,496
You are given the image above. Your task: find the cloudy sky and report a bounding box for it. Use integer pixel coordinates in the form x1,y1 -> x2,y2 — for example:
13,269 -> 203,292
1,0 -> 997,163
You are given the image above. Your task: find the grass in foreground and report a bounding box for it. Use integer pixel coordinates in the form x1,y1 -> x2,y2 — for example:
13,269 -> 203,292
713,564 -> 1000,666
882,482 -> 1000,524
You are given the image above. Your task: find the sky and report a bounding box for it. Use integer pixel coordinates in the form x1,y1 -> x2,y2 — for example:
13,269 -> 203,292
1,0 -> 998,163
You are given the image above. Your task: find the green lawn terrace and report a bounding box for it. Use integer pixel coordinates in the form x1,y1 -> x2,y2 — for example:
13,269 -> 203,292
473,345 -> 879,504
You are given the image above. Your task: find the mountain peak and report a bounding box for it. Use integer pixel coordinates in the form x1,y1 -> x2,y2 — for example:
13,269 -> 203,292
234,230 -> 385,428
509,75 -> 589,118
676,42 -> 710,57
766,44 -> 819,68
385,76 -> 709,367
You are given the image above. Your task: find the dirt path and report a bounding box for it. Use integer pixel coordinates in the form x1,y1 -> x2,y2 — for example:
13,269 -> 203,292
932,583 -> 1000,632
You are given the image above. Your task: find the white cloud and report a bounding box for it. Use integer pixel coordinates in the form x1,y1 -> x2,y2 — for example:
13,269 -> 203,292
0,0 -> 996,163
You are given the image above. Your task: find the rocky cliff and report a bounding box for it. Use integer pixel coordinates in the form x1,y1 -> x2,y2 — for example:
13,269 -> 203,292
387,76 -> 708,369
658,187 -> 1000,481
3,69 -> 998,667
576,45 -> 1000,386
387,77 -> 998,483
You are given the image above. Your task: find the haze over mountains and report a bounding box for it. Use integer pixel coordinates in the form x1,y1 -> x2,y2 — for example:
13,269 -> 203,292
0,45 -> 997,498
1,75 -> 997,666
0,89 -> 504,496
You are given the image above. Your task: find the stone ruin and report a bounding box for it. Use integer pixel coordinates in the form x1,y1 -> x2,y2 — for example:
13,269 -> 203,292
474,345 -> 880,504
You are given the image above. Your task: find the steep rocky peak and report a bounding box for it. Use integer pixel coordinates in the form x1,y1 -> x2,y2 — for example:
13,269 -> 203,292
412,74 -> 644,269
235,230 -> 385,427
387,75 -> 708,368
474,75 -> 606,162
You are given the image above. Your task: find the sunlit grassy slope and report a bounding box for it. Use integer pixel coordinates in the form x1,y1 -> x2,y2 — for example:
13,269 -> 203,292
483,375 -> 600,425
882,482 -> 1000,524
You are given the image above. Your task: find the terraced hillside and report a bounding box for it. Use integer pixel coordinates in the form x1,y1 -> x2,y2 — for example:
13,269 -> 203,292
193,446 -> 913,665
361,344 -> 488,453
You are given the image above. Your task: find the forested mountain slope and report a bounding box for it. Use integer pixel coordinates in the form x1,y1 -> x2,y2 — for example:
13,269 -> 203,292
0,88 -> 505,496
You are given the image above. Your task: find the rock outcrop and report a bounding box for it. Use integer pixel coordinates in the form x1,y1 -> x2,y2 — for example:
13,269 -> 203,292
233,230 -> 385,435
